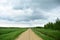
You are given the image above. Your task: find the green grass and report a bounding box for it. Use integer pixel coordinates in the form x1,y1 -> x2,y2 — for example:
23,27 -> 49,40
0,27 -> 60,40
32,28 -> 60,40
0,28 -> 19,35
0,27 -> 27,40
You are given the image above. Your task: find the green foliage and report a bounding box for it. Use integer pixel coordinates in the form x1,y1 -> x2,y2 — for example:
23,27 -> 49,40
0,28 -> 19,35
0,27 -> 27,40
44,18 -> 60,30
32,28 -> 55,40
35,26 -> 43,29
44,22 -> 54,29
32,28 -> 60,40
54,18 -> 60,30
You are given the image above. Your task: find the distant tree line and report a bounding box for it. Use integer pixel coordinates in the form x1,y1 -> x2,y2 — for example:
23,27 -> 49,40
44,18 -> 60,30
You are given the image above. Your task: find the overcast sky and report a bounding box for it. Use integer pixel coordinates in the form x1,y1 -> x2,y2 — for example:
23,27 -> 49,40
0,0 -> 60,27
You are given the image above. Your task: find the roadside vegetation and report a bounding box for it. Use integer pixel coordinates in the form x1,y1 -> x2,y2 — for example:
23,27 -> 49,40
32,18 -> 60,40
0,18 -> 60,40
0,27 -> 27,40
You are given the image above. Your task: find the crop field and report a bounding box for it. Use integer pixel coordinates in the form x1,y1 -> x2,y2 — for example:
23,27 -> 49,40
32,28 -> 60,40
0,27 -> 27,40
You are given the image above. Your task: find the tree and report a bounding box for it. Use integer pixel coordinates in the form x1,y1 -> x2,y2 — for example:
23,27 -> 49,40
44,18 -> 60,30
44,22 -> 54,29
54,18 -> 60,30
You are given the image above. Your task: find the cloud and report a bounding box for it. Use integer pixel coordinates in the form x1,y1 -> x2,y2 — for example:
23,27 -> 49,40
14,0 -> 60,10
0,0 -> 60,27
0,3 -> 33,21
44,6 -> 60,22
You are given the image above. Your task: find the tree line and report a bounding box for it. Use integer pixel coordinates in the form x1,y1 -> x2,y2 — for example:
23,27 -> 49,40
44,18 -> 60,30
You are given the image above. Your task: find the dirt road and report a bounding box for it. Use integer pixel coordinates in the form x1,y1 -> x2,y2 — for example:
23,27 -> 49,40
15,29 -> 43,40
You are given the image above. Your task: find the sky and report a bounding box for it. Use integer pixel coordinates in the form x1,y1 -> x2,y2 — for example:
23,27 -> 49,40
0,0 -> 60,27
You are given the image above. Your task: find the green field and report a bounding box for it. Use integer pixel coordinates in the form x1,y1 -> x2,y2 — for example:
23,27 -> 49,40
0,27 -> 27,40
0,27 -> 60,40
32,28 -> 60,40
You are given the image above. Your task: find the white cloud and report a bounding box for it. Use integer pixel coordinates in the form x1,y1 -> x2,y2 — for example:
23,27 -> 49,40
0,0 -> 33,21
0,0 -> 60,27
0,0 -> 34,27
0,0 -> 7,3
43,6 -> 60,23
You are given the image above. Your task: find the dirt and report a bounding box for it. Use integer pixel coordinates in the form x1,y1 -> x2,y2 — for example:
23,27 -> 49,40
15,29 -> 43,40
